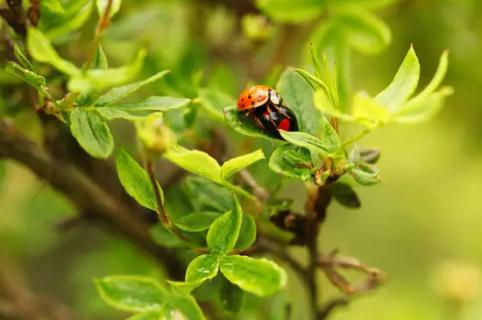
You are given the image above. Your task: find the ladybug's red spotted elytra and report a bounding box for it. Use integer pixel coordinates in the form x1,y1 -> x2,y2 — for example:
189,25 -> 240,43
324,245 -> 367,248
237,85 -> 298,139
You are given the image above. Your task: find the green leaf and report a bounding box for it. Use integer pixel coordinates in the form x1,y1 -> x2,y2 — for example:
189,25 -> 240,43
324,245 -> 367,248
5,62 -> 46,90
352,92 -> 391,127
224,106 -> 277,141
164,146 -> 221,182
0,161 -> 5,189
96,0 -> 122,18
43,0 -> 93,40
68,50 -> 147,93
126,310 -> 162,320
97,97 -> 191,120
199,88 -> 235,121
269,144 -> 313,181
41,0 -> 65,16
220,279 -> 244,313
95,70 -> 169,106
311,6 -> 391,55
183,177 -> 232,213
27,28 -> 80,76
164,292 -> 205,320
277,69 -> 322,136
13,44 -> 35,71
350,164 -> 380,185
375,46 -> 420,112
221,149 -> 265,180
69,108 -> 114,159
235,214 -> 257,251
167,280 -> 203,295
173,211 -> 220,232
334,0 -> 399,9
95,276 -> 164,312
319,116 -> 342,154
207,196 -> 243,254
394,51 -> 451,123
219,255 -> 287,296
313,89 -> 354,122
279,131 -> 330,156
256,0 -> 324,23
116,149 -> 160,211
150,224 -> 185,249
393,87 -> 453,124
330,183 -> 361,208
185,254 -> 220,283
93,45 -> 109,69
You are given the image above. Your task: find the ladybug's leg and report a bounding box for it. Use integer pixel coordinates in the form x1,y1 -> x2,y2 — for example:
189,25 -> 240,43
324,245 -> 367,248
248,111 -> 265,130
270,102 -> 292,119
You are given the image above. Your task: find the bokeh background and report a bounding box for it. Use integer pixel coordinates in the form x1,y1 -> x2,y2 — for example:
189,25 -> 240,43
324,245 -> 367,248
1,0 -> 482,319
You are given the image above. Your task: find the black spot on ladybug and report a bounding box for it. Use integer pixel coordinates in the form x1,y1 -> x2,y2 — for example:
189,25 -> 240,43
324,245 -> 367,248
248,95 -> 251,98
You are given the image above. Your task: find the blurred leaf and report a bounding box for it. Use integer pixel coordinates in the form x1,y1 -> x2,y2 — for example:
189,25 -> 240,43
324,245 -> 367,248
219,255 -> 287,296
93,45 -> 109,69
277,69 -> 322,135
375,46 -> 420,112
235,214 -> 257,251
352,92 -> 391,127
279,131 -> 330,156
164,292 -> 205,320
220,279 -> 244,313
359,148 -> 380,164
393,87 -> 453,123
69,108 -> 114,158
150,224 -> 185,248
394,51 -> 451,123
126,311 -> 162,320
221,149 -> 265,180
5,62 -> 46,90
167,280 -> 203,295
96,0 -> 122,18
330,183 -> 361,208
199,88 -> 235,121
116,148 -> 160,211
164,146 -> 221,182
207,196 -> 243,254
311,7 -> 391,55
313,89 -> 353,122
256,0 -> 324,23
319,116 -> 342,154
335,0 -> 399,9
173,211 -> 220,232
13,44 -> 35,71
97,97 -> 191,120
94,69 -> 169,105
350,164 -> 380,185
0,161 -> 5,189
43,0 -> 93,40
224,106 -> 278,141
185,254 -> 220,283
41,0 -> 65,16
27,27 -> 80,76
69,50 -> 149,93
269,144 -> 312,180
95,275 -> 164,312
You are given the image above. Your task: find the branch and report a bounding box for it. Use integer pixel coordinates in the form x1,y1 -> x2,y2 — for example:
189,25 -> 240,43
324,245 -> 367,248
0,118 -> 184,279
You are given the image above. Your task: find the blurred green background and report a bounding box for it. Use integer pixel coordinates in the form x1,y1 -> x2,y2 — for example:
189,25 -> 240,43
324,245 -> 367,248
1,0 -> 482,319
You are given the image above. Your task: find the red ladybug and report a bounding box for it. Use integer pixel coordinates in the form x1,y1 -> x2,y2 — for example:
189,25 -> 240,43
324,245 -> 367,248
237,85 -> 298,139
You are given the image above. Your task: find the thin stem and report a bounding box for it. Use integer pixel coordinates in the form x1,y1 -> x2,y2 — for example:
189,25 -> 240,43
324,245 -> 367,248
84,0 -> 113,68
145,160 -> 190,244
341,127 -> 372,147
238,169 -> 270,202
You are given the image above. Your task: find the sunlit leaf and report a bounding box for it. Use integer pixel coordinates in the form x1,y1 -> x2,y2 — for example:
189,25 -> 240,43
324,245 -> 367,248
224,106 -> 277,141
375,46 -> 420,112
27,27 -> 80,76
279,131 -> 330,156
221,149 -> 265,179
5,62 -> 46,90
234,214 -> 257,251
219,255 -> 287,296
164,146 -> 221,182
269,144 -> 313,181
95,276 -> 164,312
185,254 -> 220,283
352,92 -> 391,127
256,0 -> 324,23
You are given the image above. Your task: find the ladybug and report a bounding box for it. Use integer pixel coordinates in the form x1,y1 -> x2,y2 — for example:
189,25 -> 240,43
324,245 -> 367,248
237,85 -> 298,139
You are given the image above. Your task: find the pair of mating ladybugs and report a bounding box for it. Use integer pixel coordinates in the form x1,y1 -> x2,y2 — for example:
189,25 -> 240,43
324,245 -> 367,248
237,85 -> 298,139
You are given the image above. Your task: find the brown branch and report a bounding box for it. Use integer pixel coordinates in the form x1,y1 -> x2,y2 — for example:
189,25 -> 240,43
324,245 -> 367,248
0,118 -> 184,279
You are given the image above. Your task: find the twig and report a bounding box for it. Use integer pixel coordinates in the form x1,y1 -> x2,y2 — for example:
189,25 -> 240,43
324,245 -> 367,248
84,0 -> 113,68
238,169 -> 270,202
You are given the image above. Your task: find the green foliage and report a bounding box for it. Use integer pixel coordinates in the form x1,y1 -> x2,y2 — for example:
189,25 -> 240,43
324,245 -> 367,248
116,149 -> 160,210
185,254 -> 220,283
